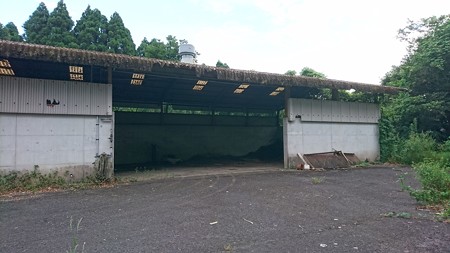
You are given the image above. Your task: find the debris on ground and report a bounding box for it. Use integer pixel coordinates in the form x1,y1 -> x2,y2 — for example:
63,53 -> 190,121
243,218 -> 254,224
296,151 -> 360,170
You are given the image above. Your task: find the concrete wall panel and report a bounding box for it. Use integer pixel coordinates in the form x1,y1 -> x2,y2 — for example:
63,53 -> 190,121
0,113 -> 112,178
284,99 -> 381,168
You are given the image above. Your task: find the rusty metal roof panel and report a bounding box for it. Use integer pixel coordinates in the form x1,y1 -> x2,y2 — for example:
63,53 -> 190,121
0,40 -> 405,94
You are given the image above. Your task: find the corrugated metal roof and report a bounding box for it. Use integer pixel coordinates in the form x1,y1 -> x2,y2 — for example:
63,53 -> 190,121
0,40 -> 404,94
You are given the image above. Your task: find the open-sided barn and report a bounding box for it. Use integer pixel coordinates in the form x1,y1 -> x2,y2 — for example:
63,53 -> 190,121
0,40 -> 402,178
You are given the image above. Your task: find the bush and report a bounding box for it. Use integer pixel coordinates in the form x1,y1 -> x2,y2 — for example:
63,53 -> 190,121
0,168 -> 112,194
403,156 -> 450,218
398,132 -> 437,164
0,169 -> 65,193
380,116 -> 438,164
410,160 -> 450,203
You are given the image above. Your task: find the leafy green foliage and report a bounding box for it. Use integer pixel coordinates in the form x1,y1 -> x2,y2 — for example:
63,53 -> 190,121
67,217 -> 85,253
216,60 -> 230,68
383,15 -> 450,142
284,70 -> 297,76
0,22 -> 23,41
380,118 -> 437,164
0,169 -> 65,193
106,12 -> 135,55
47,0 -> 77,48
402,154 -> 450,218
137,35 -> 181,60
73,6 -> 108,52
300,67 -> 326,79
23,2 -> 51,44
283,67 -> 329,99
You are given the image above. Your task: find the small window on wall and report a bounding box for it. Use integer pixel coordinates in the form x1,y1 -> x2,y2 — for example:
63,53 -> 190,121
69,66 -> 83,81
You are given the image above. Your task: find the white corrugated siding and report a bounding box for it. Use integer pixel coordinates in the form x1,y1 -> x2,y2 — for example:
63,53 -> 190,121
0,76 -> 111,116
0,76 -> 19,112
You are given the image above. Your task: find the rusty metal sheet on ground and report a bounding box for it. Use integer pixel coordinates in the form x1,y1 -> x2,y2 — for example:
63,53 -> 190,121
303,151 -> 360,169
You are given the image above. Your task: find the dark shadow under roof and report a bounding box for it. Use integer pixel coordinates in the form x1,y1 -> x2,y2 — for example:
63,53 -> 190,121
0,40 -> 403,110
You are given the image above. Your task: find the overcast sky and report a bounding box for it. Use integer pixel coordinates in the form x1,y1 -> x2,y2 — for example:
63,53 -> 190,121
2,0 -> 449,84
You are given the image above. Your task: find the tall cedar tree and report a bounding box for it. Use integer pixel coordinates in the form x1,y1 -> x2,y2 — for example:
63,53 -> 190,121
0,22 -> 23,41
73,6 -> 108,51
107,12 -> 135,55
47,0 -> 77,48
23,2 -> 50,44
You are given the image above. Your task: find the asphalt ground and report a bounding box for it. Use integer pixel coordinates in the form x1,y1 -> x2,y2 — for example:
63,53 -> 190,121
1,167 -> 449,252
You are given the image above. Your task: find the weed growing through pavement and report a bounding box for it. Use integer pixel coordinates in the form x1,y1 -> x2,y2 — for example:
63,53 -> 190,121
0,168 -> 65,193
0,169 -> 114,195
67,216 -> 85,253
224,243 -> 233,252
311,177 -> 324,184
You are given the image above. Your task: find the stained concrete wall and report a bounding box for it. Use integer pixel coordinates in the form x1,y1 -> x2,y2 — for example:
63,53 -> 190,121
284,99 -> 380,168
0,113 -> 113,178
114,112 -> 280,167
0,77 -> 113,178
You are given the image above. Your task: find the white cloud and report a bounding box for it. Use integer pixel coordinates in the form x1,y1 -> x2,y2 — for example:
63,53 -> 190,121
188,0 -> 449,83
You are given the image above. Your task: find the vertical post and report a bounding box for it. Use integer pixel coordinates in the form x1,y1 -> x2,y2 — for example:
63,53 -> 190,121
284,87 -> 291,118
331,88 -> 339,100
283,87 -> 291,168
105,66 -> 115,179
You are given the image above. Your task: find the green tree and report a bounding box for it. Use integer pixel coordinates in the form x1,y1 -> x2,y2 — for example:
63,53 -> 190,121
165,35 -> 180,61
23,2 -> 51,44
73,6 -> 108,51
137,35 -> 181,61
299,67 -> 326,78
106,12 -> 135,55
283,67 -> 328,99
383,15 -> 450,141
47,0 -> 77,48
216,60 -> 230,68
0,22 -> 23,41
137,38 -> 166,58
285,70 -> 296,76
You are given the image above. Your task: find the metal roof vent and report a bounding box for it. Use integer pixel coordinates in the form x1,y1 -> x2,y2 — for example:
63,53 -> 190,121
179,42 -> 197,64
